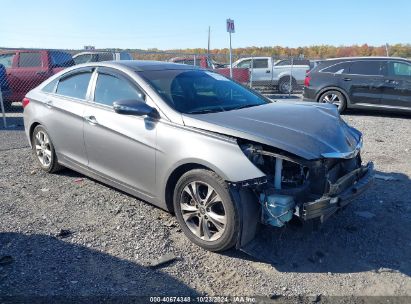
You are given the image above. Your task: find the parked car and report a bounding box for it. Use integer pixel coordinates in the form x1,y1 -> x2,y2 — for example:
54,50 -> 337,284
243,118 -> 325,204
169,56 -> 250,85
0,49 -> 74,105
232,57 -> 310,93
23,61 -> 374,252
73,51 -> 133,65
0,64 -> 11,100
303,57 -> 411,113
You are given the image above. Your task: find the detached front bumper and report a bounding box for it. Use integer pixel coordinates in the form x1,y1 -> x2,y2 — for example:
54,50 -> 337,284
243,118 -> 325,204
302,162 -> 374,221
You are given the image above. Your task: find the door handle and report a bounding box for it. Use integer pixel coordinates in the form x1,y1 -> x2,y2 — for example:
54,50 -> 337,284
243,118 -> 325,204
36,71 -> 47,76
266,70 -> 271,73
343,77 -> 351,81
84,115 -> 98,125
385,79 -> 399,85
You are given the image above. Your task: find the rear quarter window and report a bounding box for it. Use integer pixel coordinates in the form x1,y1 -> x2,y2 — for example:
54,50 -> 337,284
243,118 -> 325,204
320,62 -> 351,74
42,78 -> 58,93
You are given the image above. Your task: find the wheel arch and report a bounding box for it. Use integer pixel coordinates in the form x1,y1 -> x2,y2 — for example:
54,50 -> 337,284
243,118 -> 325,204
28,122 -> 41,147
278,75 -> 297,83
164,161 -> 228,213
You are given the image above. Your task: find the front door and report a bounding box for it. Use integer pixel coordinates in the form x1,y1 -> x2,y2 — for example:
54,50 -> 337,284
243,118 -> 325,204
380,60 -> 411,108
83,68 -> 157,197
251,58 -> 272,86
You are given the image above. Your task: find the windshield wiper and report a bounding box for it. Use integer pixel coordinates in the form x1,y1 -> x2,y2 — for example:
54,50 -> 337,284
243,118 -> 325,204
226,104 -> 260,111
187,105 -> 226,114
187,108 -> 223,114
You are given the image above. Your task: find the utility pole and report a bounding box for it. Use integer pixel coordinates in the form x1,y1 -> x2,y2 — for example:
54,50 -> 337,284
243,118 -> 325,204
207,26 -> 210,57
385,43 -> 389,57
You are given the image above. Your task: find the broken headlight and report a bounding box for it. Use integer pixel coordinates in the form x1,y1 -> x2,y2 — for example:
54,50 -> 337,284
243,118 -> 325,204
240,142 -> 309,190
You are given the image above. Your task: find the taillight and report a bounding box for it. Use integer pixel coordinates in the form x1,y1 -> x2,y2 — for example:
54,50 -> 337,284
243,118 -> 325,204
304,73 -> 311,87
22,97 -> 30,108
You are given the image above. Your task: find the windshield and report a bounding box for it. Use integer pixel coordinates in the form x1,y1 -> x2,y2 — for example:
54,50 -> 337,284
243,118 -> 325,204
138,69 -> 269,114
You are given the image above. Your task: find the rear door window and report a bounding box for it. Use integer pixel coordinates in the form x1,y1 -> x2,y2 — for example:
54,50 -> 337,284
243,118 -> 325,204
275,60 -> 290,66
0,53 -> 16,68
94,73 -> 144,106
253,59 -> 268,69
349,61 -> 382,76
56,72 -> 92,99
19,52 -> 42,67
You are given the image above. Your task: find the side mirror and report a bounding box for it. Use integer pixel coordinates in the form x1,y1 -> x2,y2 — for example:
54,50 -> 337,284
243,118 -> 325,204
113,99 -> 160,119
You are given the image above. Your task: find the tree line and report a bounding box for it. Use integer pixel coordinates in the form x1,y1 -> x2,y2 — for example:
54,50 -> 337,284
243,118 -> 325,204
130,44 -> 411,61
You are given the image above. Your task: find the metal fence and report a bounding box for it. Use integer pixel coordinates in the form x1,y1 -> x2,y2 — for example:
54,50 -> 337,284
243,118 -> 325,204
0,48 -> 312,128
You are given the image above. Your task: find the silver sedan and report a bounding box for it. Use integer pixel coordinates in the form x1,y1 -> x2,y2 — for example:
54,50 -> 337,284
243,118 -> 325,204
23,61 -> 373,251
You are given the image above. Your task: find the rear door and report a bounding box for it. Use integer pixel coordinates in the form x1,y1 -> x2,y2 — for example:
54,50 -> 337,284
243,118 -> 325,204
251,58 -> 271,85
42,68 -> 93,166
8,51 -> 51,101
345,60 -> 385,106
380,60 -> 411,108
83,67 -> 157,196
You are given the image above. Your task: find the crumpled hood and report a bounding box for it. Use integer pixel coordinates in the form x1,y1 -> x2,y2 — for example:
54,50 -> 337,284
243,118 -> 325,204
182,102 -> 362,160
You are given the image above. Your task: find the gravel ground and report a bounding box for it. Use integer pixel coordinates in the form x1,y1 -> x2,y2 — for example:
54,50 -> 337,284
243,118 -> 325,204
0,103 -> 410,301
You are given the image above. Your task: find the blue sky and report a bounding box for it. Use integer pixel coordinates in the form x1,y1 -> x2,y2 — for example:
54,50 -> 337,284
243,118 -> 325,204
1,0 -> 410,50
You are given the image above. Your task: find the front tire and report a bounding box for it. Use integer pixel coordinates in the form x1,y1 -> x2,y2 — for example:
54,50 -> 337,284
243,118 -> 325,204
32,125 -> 62,173
318,90 -> 347,113
173,169 -> 240,252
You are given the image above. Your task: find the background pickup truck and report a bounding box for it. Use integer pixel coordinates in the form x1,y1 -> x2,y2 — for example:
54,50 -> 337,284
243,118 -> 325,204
0,49 -> 74,104
169,55 -> 250,85
232,57 -> 310,93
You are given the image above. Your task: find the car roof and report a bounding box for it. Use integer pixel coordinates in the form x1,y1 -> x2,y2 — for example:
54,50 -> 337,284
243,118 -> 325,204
170,56 -> 207,61
76,60 -> 200,72
325,56 -> 409,61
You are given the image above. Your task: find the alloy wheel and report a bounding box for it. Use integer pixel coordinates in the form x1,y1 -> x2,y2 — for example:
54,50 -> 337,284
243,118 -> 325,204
34,131 -> 52,167
322,93 -> 341,107
280,82 -> 291,93
179,181 -> 226,241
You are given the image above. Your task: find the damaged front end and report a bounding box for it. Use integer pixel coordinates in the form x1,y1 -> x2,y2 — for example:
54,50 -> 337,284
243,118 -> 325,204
232,139 -> 374,236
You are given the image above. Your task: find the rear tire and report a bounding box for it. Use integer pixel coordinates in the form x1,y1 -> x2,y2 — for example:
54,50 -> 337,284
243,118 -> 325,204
278,77 -> 297,94
32,125 -> 63,173
173,169 -> 240,252
318,90 -> 347,113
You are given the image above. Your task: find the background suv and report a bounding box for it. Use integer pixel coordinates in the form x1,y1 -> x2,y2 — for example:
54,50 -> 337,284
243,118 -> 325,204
303,57 -> 411,113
